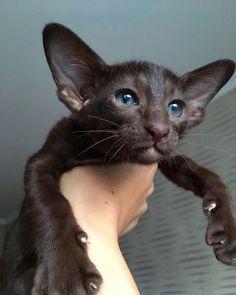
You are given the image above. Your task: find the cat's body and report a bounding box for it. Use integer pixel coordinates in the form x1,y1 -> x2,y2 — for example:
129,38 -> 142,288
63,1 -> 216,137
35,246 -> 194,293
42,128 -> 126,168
2,23 -> 236,295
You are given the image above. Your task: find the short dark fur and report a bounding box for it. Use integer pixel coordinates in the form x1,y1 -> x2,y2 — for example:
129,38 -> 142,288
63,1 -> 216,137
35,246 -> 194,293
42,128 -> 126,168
2,23 -> 236,294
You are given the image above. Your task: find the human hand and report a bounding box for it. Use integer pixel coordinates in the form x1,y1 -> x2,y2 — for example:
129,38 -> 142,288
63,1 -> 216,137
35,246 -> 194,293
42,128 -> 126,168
105,163 -> 157,235
60,163 -> 157,236
59,163 -> 157,295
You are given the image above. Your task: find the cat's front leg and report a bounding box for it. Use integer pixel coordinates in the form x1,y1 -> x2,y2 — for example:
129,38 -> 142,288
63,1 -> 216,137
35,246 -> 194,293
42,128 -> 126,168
159,155 -> 236,266
24,153 -> 102,294
31,234 -> 101,295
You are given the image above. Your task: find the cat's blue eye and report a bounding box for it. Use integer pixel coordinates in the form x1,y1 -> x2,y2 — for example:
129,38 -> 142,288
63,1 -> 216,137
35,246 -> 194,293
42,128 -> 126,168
115,90 -> 138,107
168,100 -> 185,117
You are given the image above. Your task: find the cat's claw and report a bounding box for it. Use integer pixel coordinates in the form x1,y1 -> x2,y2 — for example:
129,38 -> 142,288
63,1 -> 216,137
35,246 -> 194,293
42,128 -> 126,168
89,282 -> 98,292
77,231 -> 89,246
32,235 -> 102,295
219,239 -> 226,245
203,196 -> 236,266
203,200 -> 217,213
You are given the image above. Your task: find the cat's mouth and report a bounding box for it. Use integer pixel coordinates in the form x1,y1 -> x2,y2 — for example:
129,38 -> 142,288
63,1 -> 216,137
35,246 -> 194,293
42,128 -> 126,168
132,143 -> 172,163
154,147 -> 170,156
134,143 -> 171,156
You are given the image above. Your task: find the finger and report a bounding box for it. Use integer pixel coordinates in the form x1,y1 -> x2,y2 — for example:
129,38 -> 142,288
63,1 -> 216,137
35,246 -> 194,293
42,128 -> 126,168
147,183 -> 154,196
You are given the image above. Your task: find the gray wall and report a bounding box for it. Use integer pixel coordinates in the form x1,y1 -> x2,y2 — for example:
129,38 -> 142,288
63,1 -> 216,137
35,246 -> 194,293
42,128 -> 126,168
120,89 -> 236,295
0,225 -> 6,255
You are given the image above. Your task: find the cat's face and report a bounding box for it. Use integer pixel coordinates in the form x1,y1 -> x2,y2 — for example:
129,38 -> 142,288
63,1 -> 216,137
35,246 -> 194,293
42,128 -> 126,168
72,62 -> 188,163
43,23 -> 235,164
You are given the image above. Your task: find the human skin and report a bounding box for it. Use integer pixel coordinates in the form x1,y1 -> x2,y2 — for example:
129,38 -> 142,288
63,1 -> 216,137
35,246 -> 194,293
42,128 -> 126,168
60,163 -> 157,295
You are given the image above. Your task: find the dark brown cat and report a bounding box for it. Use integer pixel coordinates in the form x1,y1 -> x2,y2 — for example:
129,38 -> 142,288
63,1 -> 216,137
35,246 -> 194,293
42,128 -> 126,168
2,23 -> 236,294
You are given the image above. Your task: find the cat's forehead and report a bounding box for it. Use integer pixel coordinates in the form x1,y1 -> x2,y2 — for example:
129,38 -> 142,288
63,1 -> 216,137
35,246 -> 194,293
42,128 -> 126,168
108,61 -> 178,99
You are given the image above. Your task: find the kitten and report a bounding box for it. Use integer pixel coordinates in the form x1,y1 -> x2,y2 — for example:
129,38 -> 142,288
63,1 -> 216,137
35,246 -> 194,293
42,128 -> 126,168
2,23 -> 236,295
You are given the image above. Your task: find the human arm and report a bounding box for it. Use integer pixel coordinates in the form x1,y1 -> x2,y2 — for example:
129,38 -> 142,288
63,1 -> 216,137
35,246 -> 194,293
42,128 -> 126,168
60,163 -> 157,295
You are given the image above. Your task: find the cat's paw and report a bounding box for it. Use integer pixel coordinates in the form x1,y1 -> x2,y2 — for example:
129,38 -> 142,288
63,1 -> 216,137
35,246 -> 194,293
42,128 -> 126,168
203,198 -> 236,266
32,233 -> 102,295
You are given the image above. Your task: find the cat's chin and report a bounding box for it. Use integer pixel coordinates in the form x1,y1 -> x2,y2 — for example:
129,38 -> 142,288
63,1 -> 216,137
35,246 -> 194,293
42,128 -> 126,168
131,146 -> 164,164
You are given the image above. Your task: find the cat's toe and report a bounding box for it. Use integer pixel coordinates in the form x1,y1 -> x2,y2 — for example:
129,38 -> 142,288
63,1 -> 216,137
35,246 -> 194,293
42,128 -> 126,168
47,265 -> 102,295
32,235 -> 103,295
80,256 -> 102,294
86,276 -> 101,294
205,223 -> 226,247
205,205 -> 236,266
214,244 -> 236,266
203,199 -> 218,215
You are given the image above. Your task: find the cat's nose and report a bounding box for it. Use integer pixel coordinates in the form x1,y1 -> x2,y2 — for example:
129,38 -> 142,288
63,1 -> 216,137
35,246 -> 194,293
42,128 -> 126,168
145,123 -> 170,143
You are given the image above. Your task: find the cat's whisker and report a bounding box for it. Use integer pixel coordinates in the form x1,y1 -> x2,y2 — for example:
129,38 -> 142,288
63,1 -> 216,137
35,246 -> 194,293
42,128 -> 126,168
73,130 -> 120,142
171,154 -> 176,174
180,140 -> 236,156
120,139 -> 138,163
73,130 -> 119,134
121,144 -> 129,163
122,140 -> 134,163
169,154 -> 176,175
88,115 -> 121,128
107,142 -> 126,164
74,135 -> 119,158
165,153 -> 175,174
128,139 -> 140,163
73,131 -> 119,142
175,149 -> 194,172
103,138 -> 123,165
186,133 -> 232,139
128,141 -> 136,163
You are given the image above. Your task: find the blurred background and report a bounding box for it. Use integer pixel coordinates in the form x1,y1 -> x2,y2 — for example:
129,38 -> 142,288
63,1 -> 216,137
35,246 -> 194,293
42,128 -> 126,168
0,1 -> 236,294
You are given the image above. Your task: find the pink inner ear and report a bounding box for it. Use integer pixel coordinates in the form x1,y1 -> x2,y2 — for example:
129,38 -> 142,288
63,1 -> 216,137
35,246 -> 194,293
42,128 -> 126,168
190,108 -> 203,120
188,107 -> 204,128
58,86 -> 83,111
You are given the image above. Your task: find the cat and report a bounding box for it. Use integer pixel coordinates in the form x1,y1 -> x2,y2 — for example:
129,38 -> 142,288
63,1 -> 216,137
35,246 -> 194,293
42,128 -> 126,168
2,23 -> 236,295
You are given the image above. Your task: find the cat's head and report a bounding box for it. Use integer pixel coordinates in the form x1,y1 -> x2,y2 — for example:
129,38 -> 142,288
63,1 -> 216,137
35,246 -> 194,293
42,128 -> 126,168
43,23 -> 235,164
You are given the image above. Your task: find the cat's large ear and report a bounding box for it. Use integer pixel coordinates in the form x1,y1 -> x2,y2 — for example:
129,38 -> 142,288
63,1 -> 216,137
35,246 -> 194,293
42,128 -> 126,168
43,23 -> 107,111
179,59 -> 235,127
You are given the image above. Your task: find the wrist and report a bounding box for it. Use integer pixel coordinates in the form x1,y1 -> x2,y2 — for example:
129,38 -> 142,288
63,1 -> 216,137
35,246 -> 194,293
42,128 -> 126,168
84,227 -> 140,295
